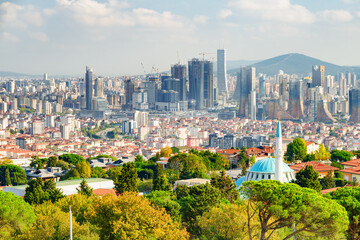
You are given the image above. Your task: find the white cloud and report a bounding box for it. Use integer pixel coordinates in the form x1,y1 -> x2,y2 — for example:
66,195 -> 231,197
193,15 -> 208,24
229,0 -> 315,23
218,9 -> 233,19
0,2 -> 44,28
56,0 -> 186,30
2,32 -> 19,42
29,32 -> 49,42
318,10 -> 353,22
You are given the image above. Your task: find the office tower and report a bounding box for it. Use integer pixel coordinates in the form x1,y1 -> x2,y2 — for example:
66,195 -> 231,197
259,75 -> 266,98
217,49 -> 228,94
339,77 -> 347,97
132,89 -> 148,110
223,134 -> 234,149
349,89 -> 360,123
250,90 -> 256,120
6,80 -> 15,93
44,73 -> 48,81
125,79 -> 135,110
288,80 -> 304,119
94,77 -> 104,98
60,124 -> 70,140
122,120 -> 137,134
85,66 -> 93,110
311,65 -> 325,88
188,58 -> 214,110
236,66 -> 256,117
171,64 -> 187,101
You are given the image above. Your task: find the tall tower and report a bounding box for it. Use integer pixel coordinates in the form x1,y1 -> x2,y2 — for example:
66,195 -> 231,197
288,80 -> 304,119
237,66 -> 256,117
188,58 -> 215,110
349,89 -> 360,123
94,77 -> 104,98
217,49 -> 228,94
274,121 -> 284,183
171,64 -> 187,101
311,65 -> 325,88
85,66 -> 93,110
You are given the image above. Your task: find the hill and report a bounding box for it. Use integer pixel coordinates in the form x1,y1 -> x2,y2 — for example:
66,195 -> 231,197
228,53 -> 360,76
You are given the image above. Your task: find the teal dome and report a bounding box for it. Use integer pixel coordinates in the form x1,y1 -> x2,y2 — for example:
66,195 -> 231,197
249,158 -> 293,173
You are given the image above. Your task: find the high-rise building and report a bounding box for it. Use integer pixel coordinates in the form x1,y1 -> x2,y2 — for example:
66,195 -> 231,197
46,115 -> 55,128
125,79 -> 135,110
250,90 -> 256,120
311,65 -> 325,88
188,59 -> 214,110
339,77 -> 347,97
349,89 -> 360,123
288,80 -> 304,119
236,66 -> 256,117
259,75 -> 266,99
217,49 -> 228,94
85,66 -> 93,110
171,64 -> 187,101
60,124 -> 70,140
94,77 -> 104,98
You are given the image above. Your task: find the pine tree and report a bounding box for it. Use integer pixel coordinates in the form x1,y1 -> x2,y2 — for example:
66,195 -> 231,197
294,165 -> 322,191
114,163 -> 138,194
153,164 -> 171,191
77,178 -> 93,197
5,168 -> 11,186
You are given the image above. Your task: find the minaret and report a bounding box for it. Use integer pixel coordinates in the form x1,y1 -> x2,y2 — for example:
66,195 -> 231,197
274,121 -> 284,183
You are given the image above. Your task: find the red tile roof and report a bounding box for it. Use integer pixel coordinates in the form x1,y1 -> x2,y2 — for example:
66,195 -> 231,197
340,166 -> 360,175
341,159 -> 360,167
290,161 -> 339,172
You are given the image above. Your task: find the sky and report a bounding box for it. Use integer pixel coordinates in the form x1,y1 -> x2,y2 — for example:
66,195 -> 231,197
0,0 -> 360,76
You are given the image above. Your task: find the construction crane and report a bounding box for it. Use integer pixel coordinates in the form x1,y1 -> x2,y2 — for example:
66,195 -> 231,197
140,62 -> 147,75
199,52 -> 215,61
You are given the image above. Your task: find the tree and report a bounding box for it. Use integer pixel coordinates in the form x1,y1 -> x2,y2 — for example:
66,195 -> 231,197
24,178 -> 49,205
320,170 -> 335,190
77,179 -> 93,197
160,146 -> 173,157
58,153 -> 85,165
135,154 -> 145,163
294,165 -> 322,191
238,147 -> 250,168
61,161 -> 91,180
326,187 -> 360,240
315,144 -> 331,160
4,168 -> 11,186
331,150 -> 353,163
56,160 -> 71,170
285,138 -> 307,162
0,158 -> 12,165
46,156 -> 57,168
90,192 -> 189,239
91,166 -> 108,178
0,164 -> 27,186
176,184 -> 222,235
0,192 -> 36,238
241,180 -> 348,240
303,153 -> 315,162
29,156 -> 47,169
199,203 -> 260,240
114,162 -> 138,194
210,170 -> 239,203
146,190 -> 181,222
19,202 -> 98,240
153,164 -> 171,191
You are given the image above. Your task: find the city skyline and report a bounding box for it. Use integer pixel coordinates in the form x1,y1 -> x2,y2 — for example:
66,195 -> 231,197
1,0 -> 360,75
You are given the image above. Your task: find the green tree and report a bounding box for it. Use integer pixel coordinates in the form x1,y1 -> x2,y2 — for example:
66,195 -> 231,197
146,190 -> 181,222
46,156 -> 57,168
77,179 -> 93,197
29,156 -> 47,169
58,154 -> 85,165
294,165 -> 322,191
160,146 -> 173,157
303,153 -> 316,162
176,183 -> 222,235
331,150 -> 353,163
91,166 -> 108,178
90,192 -> 189,239
241,180 -> 348,240
237,147 -> 250,168
315,144 -> 331,160
24,178 -> 49,205
326,187 -> 360,240
135,154 -> 145,163
4,168 -> 11,186
107,166 -> 122,182
56,160 -> 71,170
320,171 -> 335,190
114,162 -> 138,194
153,164 -> 171,191
61,161 -> 91,180
0,192 -> 36,239
210,170 -> 239,203
285,138 -> 307,162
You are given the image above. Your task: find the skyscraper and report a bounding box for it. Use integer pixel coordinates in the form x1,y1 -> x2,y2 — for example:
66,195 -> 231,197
349,89 -> 360,123
236,66 -> 256,117
188,59 -> 214,110
288,80 -> 304,119
125,79 -> 135,110
94,77 -> 104,98
85,66 -> 93,110
171,64 -> 187,101
217,49 -> 228,94
311,65 -> 325,88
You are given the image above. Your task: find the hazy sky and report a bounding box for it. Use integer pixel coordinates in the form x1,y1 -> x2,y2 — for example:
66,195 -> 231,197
1,0 -> 360,76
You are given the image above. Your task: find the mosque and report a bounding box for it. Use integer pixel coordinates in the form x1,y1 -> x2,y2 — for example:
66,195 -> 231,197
236,122 -> 296,187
